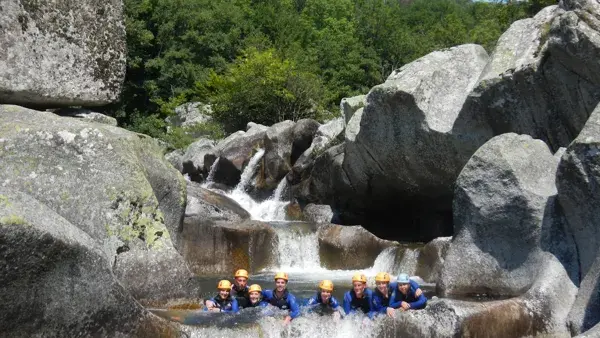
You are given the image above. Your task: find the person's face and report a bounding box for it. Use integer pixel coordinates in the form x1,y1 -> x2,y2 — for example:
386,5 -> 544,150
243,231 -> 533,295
219,289 -> 230,298
275,279 -> 287,292
249,291 -> 260,303
235,277 -> 248,288
376,281 -> 388,294
353,282 -> 365,296
320,289 -> 331,302
398,283 -> 410,295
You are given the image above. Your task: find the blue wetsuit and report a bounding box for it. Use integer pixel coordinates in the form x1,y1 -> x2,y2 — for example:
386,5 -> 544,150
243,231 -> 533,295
230,284 -> 250,308
209,294 -> 239,313
307,292 -> 341,311
389,282 -> 427,310
372,280 -> 420,314
262,289 -> 301,319
343,288 -> 375,318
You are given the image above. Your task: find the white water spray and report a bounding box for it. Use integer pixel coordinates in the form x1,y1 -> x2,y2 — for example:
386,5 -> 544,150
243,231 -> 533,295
273,226 -> 321,272
203,157 -> 220,186
234,149 -> 265,192
254,179 -> 289,221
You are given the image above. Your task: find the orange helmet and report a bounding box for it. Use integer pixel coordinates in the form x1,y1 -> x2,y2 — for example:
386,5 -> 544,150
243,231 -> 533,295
319,280 -> 334,292
352,273 -> 367,284
234,269 -> 249,279
217,280 -> 232,290
375,272 -> 391,283
248,284 -> 262,294
274,272 -> 289,281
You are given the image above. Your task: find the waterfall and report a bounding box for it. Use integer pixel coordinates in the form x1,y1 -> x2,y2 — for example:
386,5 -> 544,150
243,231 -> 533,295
254,179 -> 289,221
234,149 -> 265,192
203,157 -> 220,185
395,247 -> 420,276
273,226 -> 321,271
369,247 -> 397,273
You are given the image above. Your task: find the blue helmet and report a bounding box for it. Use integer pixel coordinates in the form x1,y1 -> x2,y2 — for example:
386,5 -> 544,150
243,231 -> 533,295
396,273 -> 410,284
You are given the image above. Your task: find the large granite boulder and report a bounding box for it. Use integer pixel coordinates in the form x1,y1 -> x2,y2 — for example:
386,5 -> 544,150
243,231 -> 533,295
0,0 -> 125,106
262,120 -> 296,188
0,105 -> 195,306
181,219 -> 276,275
339,44 -> 489,240
0,186 -> 179,336
340,94 -> 366,124
318,224 -> 397,270
186,181 -> 251,222
166,102 -> 212,127
440,133 -> 575,297
557,102 -> 600,335
182,138 -> 215,181
414,237 -> 451,284
290,119 -> 320,165
53,108 -> 118,126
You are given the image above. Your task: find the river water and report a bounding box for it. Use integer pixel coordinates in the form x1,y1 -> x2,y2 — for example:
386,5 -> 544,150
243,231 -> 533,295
171,150 -> 435,336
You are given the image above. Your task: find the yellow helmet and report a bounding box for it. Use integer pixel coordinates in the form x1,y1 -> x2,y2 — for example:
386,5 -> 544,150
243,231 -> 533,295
274,272 -> 289,281
217,280 -> 232,290
248,284 -> 262,293
234,269 -> 249,279
319,280 -> 334,291
375,272 -> 391,283
352,273 -> 367,283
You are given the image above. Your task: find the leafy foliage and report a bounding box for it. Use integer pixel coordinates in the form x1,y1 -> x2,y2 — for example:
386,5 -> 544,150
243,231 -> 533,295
105,0 -> 556,146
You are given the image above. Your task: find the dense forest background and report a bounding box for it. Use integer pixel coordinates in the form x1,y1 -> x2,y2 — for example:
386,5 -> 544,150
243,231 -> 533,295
105,0 -> 556,148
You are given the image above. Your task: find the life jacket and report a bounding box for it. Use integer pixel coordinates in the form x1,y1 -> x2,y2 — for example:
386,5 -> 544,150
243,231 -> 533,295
213,294 -> 235,312
374,287 -> 391,308
269,289 -> 290,310
231,284 -> 249,308
350,290 -> 370,313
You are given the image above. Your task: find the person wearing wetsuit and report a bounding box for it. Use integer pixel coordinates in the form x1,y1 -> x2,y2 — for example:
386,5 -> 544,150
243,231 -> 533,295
205,280 -> 239,313
262,272 -> 301,324
307,280 -> 341,318
372,272 -> 423,317
230,269 -> 250,308
343,273 -> 375,318
389,273 -> 427,311
246,284 -> 268,308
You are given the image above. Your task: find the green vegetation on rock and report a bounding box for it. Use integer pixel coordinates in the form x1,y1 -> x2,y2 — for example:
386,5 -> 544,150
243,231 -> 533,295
0,215 -> 28,226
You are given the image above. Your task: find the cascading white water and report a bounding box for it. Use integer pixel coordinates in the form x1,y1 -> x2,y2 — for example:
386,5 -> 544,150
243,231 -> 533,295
369,247 -> 397,273
273,226 -> 321,272
254,179 -> 289,221
234,149 -> 265,192
395,247 -> 420,277
203,157 -> 220,185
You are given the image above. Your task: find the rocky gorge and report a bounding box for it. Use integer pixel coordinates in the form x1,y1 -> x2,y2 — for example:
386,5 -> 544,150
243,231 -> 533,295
2,0 -> 600,337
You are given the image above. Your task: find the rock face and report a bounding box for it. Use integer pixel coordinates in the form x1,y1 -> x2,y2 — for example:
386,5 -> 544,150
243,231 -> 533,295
290,119 -> 320,165
186,181 -> 251,222
182,138 -> 215,181
440,133 -> 572,296
167,102 -> 212,127
415,237 -> 451,284
557,102 -> 600,335
318,224 -> 396,270
0,105 -> 195,306
302,204 -> 335,224
53,108 -> 118,126
0,0 -> 126,106
340,94 -> 366,124
263,120 -> 296,188
181,219 -> 276,275
338,44 -> 489,240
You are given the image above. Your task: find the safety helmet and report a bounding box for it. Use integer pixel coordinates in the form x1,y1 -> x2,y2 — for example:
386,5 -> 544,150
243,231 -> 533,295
217,280 -> 232,290
274,272 -> 288,281
319,280 -> 334,292
234,269 -> 249,279
351,273 -> 367,283
396,273 -> 411,284
375,272 -> 391,283
248,284 -> 262,293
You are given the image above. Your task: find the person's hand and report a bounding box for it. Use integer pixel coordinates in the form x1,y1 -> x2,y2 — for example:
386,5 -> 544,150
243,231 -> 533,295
283,315 -> 292,325
205,300 -> 215,308
400,301 -> 410,311
209,307 -> 221,312
171,316 -> 182,322
415,288 -> 423,297
386,307 -> 395,318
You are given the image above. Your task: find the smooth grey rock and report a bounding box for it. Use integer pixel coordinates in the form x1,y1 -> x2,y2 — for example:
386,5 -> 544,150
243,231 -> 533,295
246,122 -> 267,133
340,94 -> 366,124
52,108 -> 118,126
318,224 -> 396,270
575,321 -> 600,338
166,102 -> 212,127
0,105 -> 193,305
185,181 -> 250,222
290,119 -> 320,165
0,0 -> 125,106
0,187 -> 179,336
166,148 -> 185,173
263,120 -> 296,188
302,204 -> 334,224
339,44 -> 488,238
182,138 -> 215,181
415,237 -> 451,284
557,103 -> 600,334
440,133 -> 564,296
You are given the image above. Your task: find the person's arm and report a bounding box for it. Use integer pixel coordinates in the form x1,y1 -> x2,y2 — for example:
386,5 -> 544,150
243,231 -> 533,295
306,294 -> 318,306
287,294 -> 301,319
342,291 -> 352,315
388,291 -> 402,309
371,294 -> 384,313
330,296 -> 340,310
262,290 -> 272,302
409,279 -> 423,297
230,298 -> 239,313
408,293 -> 427,310
366,289 -> 377,319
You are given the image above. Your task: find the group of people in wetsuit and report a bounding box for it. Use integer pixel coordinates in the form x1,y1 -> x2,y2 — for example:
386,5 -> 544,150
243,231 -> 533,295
203,269 -> 427,322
